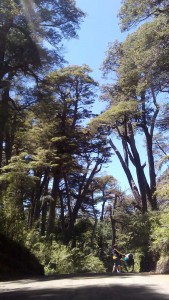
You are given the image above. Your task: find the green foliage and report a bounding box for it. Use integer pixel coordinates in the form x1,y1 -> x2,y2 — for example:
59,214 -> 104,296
119,0 -> 169,31
0,156 -> 38,241
97,0 -> 169,213
74,218 -> 94,244
0,201 -> 26,243
156,166 -> 169,201
157,179 -> 169,200
24,229 -> 49,265
0,0 -> 85,68
116,210 -> 169,272
45,242 -> 75,274
113,212 -> 153,272
24,228 -> 105,275
124,213 -> 151,252
45,244 -> 105,275
0,0 -> 169,277
150,208 -> 169,256
89,99 -> 138,135
82,253 -> 105,273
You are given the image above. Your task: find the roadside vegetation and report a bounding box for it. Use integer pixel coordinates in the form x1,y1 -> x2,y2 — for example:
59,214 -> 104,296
0,0 -> 168,276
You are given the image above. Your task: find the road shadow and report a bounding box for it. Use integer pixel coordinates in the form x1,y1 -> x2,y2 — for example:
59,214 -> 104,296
0,274 -> 168,300
0,272 -> 132,282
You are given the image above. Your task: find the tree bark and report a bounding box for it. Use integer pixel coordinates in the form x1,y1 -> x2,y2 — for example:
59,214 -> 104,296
46,172 -> 59,238
127,121 -> 148,213
111,195 -> 117,246
140,90 -> 158,210
109,138 -> 142,206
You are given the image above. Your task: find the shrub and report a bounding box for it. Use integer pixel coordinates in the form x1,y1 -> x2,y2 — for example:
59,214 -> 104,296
45,243 -> 105,275
150,208 -> 169,257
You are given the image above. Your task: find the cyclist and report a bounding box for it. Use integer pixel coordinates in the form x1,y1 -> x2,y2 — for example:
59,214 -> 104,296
112,244 -> 123,273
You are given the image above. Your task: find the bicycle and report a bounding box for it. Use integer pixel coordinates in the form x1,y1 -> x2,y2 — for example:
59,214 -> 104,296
122,253 -> 134,272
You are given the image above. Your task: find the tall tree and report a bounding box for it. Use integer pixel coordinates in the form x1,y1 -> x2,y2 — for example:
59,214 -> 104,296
119,0 -> 169,31
90,1 -> 169,212
0,0 -> 85,169
25,65 -> 112,244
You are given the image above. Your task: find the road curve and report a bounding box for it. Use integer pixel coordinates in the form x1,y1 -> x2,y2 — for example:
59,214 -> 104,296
0,273 -> 169,299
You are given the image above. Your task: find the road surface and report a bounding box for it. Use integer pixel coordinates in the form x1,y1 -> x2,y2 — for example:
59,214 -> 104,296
0,273 -> 169,299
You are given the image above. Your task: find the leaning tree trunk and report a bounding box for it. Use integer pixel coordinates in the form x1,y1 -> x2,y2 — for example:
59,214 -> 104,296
109,138 -> 142,207
140,90 -> 159,210
145,132 -> 157,210
127,121 -> 148,213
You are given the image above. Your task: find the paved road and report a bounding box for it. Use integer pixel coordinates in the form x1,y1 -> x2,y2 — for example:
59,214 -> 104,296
0,273 -> 169,299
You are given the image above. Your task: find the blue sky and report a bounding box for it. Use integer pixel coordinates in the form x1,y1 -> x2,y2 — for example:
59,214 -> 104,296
63,0 -> 145,193
64,0 -> 127,82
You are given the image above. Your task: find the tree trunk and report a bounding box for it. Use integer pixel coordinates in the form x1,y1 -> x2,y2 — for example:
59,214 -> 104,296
100,190 -> 106,221
0,88 -> 9,169
90,191 -> 98,247
29,170 -> 49,228
62,161 -> 102,246
143,127 -> 158,210
127,121 -> 148,213
41,201 -> 48,236
140,91 -> 158,210
111,194 -> 117,245
109,138 -> 142,206
46,172 -> 59,238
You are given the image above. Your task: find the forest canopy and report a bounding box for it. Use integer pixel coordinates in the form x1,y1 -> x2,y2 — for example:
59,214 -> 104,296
0,0 -> 168,276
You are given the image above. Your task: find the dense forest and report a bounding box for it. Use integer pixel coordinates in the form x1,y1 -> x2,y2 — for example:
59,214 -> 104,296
0,0 -> 168,276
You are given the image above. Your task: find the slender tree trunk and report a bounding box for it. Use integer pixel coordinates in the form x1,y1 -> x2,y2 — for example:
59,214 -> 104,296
29,170 -> 49,228
147,137 -> 157,210
142,127 -> 158,210
140,91 -> 158,210
40,176 -> 50,236
0,23 -> 12,80
90,191 -> 98,247
127,121 -> 147,213
0,136 -> 3,171
47,172 -> 59,238
0,22 -> 13,168
100,190 -> 106,221
33,174 -> 43,223
111,194 -> 117,245
5,131 -> 12,165
59,191 -> 66,241
0,88 -> 9,169
5,114 -> 17,165
109,138 -> 142,206
111,215 -> 116,246
41,201 -> 48,236
62,161 -> 102,246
